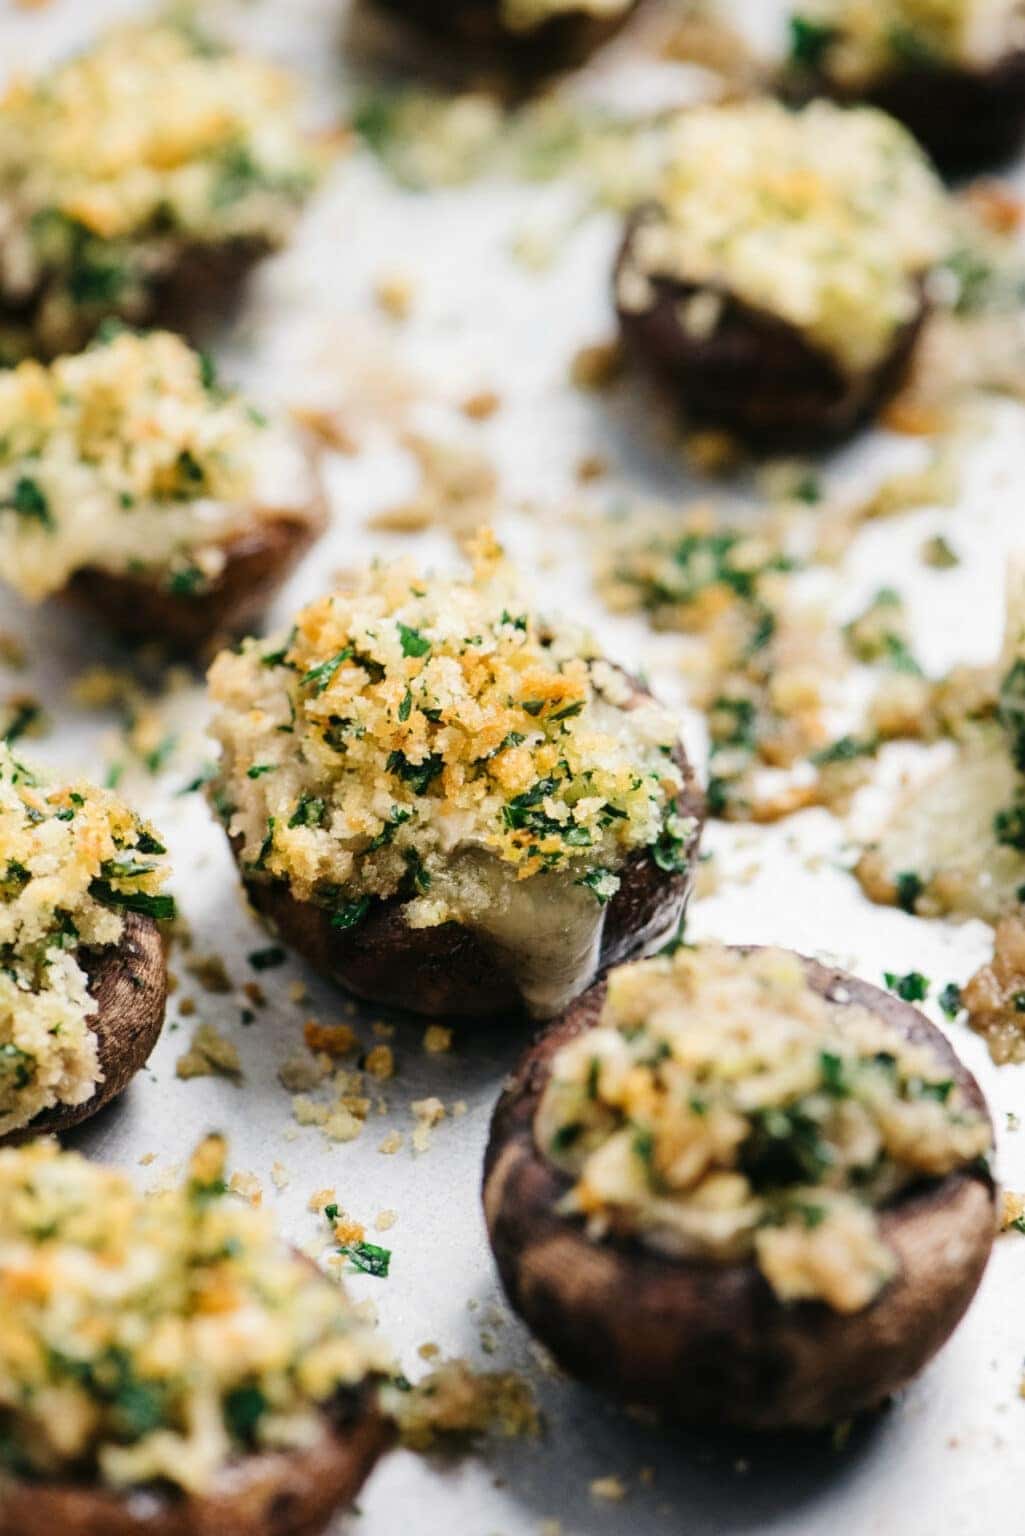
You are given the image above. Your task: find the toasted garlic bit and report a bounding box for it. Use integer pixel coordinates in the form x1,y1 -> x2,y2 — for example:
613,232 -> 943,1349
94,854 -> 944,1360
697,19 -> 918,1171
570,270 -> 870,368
0,331 -> 317,601
618,101 -> 950,376
0,744 -> 171,1135
538,945 -> 991,1312
0,1138 -> 391,1493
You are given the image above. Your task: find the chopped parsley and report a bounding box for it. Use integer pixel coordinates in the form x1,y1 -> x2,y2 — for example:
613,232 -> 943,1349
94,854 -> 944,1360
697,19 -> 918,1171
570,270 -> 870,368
248,947 -> 286,971
397,623 -> 431,658
938,982 -> 962,1020
330,896 -> 371,931
301,647 -> 354,695
883,970 -> 929,1003
2,476 -> 53,529
339,1240 -> 391,1278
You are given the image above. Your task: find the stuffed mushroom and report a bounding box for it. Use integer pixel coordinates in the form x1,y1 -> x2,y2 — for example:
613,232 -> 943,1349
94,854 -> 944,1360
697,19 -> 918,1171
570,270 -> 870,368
782,0 -> 1025,171
207,532 -> 702,1021
615,100 -> 951,446
0,744 -> 172,1146
0,1135 -> 393,1535
0,329 -> 325,655
0,19 -> 321,362
484,943 -> 996,1427
368,0 -> 639,74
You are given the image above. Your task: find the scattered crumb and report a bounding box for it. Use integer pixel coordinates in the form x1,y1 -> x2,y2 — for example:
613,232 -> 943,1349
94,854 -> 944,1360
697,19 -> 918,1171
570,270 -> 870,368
590,1476 -> 628,1503
176,1023 -> 242,1080
374,271 -> 415,320
270,1161 -> 290,1191
242,981 -> 265,1008
229,1171 -> 263,1206
372,1020 -> 396,1039
304,1019 -> 359,1057
375,1209 -> 398,1232
308,1187 -> 336,1213
184,953 -> 233,993
384,1358 -> 539,1450
379,1131 -> 404,1154
461,389 -> 500,421
570,340 -> 622,391
288,979 -> 309,1004
138,1152 -> 156,1167
422,1025 -> 453,1055
1001,1191 -> 1025,1231
419,1341 -> 440,1361
365,1043 -> 396,1079
962,916 -> 1025,1064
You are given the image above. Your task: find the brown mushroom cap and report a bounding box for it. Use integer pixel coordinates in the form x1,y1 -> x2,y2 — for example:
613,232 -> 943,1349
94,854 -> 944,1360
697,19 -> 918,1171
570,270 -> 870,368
227,673 -> 704,1021
63,500 -> 326,658
780,51 -> 1025,175
614,211 -> 928,449
2,912 -> 167,1147
367,0 -> 640,75
483,953 -> 997,1429
0,1383 -> 392,1536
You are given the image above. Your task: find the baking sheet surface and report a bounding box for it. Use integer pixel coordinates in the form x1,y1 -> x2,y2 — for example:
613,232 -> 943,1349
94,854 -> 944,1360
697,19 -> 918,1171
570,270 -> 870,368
0,2 -> 1022,1531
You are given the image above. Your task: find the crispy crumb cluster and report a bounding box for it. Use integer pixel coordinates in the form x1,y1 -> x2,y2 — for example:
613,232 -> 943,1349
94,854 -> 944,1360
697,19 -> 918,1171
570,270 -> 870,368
0,330 -> 314,600
208,533 -> 688,929
0,1137 -> 390,1493
788,0 -> 1025,85
0,20 -> 319,354
537,945 -> 991,1312
0,744 -> 171,1136
617,101 -> 950,374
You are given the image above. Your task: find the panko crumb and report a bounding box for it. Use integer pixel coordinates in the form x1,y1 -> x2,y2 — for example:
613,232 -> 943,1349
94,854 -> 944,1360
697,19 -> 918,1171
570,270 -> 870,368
270,1161 -> 290,1191
375,1209 -> 398,1232
176,1023 -> 242,1081
422,1025 -> 453,1055
308,1187 -> 337,1213
304,1019 -> 358,1057
229,1171 -> 263,1207
1001,1191 -> 1025,1232
365,1044 -> 396,1079
379,1131 -> 404,1155
383,1358 -> 539,1451
590,1476 -> 628,1503
184,953 -> 233,994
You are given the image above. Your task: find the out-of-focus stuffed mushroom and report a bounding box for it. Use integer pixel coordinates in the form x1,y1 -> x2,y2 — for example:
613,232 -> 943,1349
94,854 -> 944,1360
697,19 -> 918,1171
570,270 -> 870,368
781,0 -> 1025,172
615,100 -> 951,446
0,19 -> 322,361
0,1136 -> 393,1535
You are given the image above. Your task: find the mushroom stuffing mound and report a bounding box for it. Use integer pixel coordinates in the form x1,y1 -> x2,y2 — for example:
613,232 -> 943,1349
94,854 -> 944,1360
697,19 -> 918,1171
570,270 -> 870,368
615,100 -> 951,446
0,330 -> 324,653
0,744 -> 171,1145
782,0 -> 1025,171
0,1136 -> 393,1536
484,944 -> 996,1427
0,19 -> 321,361
370,0 -> 639,73
207,533 -> 702,1020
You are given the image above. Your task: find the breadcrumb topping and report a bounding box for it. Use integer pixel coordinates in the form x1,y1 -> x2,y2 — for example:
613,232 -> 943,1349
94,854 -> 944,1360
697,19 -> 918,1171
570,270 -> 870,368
0,329 -> 316,600
537,945 -> 991,1312
0,744 -> 171,1136
618,101 -> 950,374
0,1137 -> 390,1493
501,0 -> 633,32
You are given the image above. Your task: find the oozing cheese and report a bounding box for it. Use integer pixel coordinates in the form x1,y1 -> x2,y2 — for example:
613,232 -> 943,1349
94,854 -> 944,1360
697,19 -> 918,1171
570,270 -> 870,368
0,330 -> 317,599
500,0 -> 634,33
0,1137 -> 391,1493
0,20 -> 319,348
0,744 -> 171,1136
617,101 -> 951,375
537,944 -> 991,1311
208,533 -> 693,1018
789,0 -> 1025,85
